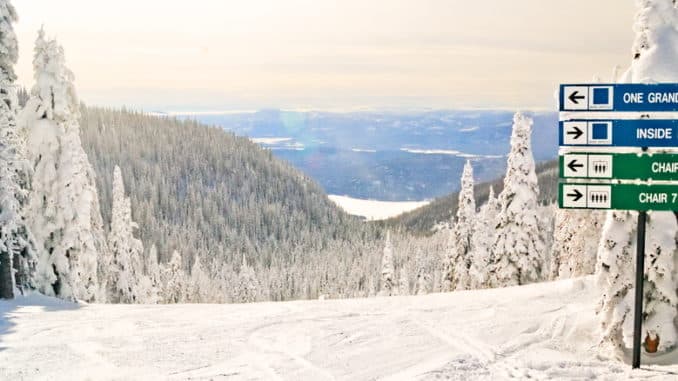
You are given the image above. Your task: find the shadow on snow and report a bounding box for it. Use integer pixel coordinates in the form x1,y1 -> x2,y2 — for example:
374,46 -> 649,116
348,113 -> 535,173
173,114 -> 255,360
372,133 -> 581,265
0,292 -> 80,352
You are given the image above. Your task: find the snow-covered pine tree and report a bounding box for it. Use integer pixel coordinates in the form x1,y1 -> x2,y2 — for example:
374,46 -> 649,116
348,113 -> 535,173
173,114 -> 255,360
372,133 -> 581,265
469,186 -> 499,289
106,166 -> 147,303
23,29 -> 108,302
161,250 -> 186,303
642,212 -> 678,351
489,112 -> 544,287
213,260 -> 235,303
414,249 -> 430,295
235,254 -> 258,303
398,266 -> 409,296
549,210 -> 599,280
16,85 -> 27,107
145,245 -> 160,286
596,211 -> 636,355
597,0 -> 678,355
143,244 -> 161,303
189,252 -> 211,303
0,0 -> 36,299
549,209 -> 572,280
379,231 -> 395,296
444,161 -> 476,291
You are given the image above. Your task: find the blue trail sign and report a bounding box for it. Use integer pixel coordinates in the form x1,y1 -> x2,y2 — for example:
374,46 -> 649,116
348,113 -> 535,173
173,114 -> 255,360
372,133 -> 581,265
559,119 -> 678,147
560,83 -> 678,112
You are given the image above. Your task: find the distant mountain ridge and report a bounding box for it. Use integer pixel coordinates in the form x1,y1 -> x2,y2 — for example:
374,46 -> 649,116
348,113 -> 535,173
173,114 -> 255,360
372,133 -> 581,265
177,110 -> 559,200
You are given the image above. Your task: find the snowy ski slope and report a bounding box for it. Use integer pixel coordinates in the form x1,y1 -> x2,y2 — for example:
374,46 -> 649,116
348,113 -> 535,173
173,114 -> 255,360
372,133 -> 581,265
1,278 -> 677,380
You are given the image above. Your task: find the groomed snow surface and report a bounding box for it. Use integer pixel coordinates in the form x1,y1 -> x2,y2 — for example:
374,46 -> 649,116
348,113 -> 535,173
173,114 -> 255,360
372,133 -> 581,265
329,195 -> 429,221
2,278 -> 678,380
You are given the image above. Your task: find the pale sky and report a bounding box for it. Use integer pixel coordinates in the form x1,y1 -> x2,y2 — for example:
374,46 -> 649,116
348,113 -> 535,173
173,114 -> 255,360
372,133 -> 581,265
13,0 -> 636,112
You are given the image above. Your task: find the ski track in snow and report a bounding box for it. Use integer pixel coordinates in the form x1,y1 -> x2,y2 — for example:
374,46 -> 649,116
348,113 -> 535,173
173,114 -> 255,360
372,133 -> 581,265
2,278 -> 678,380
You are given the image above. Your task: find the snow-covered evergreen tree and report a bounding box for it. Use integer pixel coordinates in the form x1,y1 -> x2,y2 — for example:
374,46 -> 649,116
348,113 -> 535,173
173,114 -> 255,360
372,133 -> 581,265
414,249 -> 429,295
642,212 -> 678,352
469,186 -> 499,289
549,210 -> 599,280
444,161 -> 476,291
596,211 -> 637,355
161,250 -> 186,303
0,0 -> 36,299
23,29 -> 108,302
398,266 -> 409,296
489,113 -> 544,287
189,252 -> 211,303
597,0 -> 678,356
235,254 -> 258,303
379,231 -> 395,296
106,166 -> 147,303
143,244 -> 161,303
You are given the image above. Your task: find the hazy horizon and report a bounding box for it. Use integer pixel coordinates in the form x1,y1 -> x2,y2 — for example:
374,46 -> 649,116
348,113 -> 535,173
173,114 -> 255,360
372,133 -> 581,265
14,0 -> 636,112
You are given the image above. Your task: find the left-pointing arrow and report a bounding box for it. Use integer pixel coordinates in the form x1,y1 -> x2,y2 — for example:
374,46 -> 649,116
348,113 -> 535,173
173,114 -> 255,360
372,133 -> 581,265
569,91 -> 586,104
567,189 -> 584,202
567,159 -> 584,172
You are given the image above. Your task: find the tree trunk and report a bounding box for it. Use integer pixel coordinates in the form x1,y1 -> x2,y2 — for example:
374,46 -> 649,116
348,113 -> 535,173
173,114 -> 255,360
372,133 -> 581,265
0,249 -> 15,299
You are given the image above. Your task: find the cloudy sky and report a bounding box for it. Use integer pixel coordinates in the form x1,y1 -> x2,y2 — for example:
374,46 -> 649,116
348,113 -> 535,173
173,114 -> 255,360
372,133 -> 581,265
14,0 -> 636,112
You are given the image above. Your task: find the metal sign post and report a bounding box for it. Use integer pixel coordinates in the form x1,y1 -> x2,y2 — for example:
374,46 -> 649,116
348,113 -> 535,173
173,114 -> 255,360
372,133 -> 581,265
558,83 -> 678,369
632,211 -> 647,369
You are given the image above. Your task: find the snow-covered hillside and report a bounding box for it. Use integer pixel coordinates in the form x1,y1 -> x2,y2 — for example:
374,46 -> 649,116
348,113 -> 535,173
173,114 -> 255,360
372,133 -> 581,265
1,278 -> 676,380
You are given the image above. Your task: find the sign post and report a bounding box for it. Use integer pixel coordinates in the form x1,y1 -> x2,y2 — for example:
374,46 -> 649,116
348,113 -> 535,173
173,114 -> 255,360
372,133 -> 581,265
633,211 -> 647,369
558,83 -> 678,369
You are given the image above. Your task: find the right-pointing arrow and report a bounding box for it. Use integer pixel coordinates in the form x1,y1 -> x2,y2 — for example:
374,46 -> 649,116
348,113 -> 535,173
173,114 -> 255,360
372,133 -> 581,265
566,125 -> 584,140
569,91 -> 586,105
567,189 -> 584,202
567,159 -> 584,172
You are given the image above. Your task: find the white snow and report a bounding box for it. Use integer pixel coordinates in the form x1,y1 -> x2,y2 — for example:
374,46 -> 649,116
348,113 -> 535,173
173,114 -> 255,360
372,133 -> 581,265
1,278 -> 677,380
270,145 -> 305,151
351,148 -> 377,153
248,137 -> 305,151
400,148 -> 503,159
250,137 -> 294,145
328,195 -> 429,220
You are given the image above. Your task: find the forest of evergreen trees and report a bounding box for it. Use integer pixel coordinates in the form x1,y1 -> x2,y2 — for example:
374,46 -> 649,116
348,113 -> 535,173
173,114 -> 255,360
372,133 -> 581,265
0,0 -> 570,308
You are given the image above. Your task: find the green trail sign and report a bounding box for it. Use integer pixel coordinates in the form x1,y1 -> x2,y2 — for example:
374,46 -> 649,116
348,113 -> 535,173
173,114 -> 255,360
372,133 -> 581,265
558,183 -> 678,211
559,152 -> 678,181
